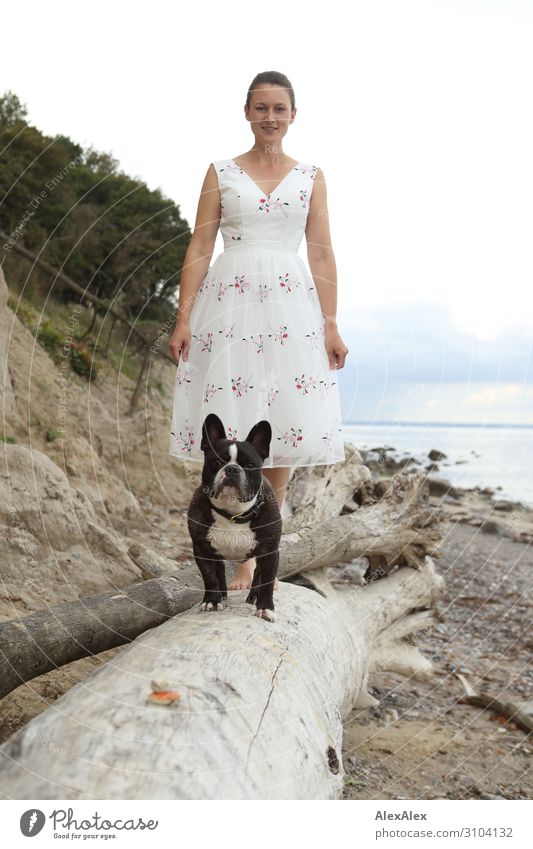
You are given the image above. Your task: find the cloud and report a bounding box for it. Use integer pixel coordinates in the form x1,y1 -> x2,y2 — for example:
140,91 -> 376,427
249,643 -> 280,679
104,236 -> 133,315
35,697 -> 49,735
336,299 -> 533,422
338,298 -> 533,385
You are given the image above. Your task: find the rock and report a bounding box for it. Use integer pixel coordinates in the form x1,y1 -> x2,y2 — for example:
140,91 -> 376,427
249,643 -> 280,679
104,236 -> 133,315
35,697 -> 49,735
427,477 -> 459,499
383,708 -> 399,724
61,434 -> 141,531
442,494 -> 460,504
480,519 -> 503,535
360,448 -> 419,477
0,443 -> 141,616
493,500 -> 520,512
428,449 -> 447,461
340,498 -> 359,515
127,542 -> 181,580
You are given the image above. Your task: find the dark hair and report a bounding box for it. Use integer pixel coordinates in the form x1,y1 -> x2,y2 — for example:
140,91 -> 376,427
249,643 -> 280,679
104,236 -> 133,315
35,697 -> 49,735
245,71 -> 295,112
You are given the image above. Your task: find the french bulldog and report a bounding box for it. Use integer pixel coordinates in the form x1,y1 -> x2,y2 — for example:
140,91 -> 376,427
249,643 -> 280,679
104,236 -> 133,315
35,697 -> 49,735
187,413 -> 282,622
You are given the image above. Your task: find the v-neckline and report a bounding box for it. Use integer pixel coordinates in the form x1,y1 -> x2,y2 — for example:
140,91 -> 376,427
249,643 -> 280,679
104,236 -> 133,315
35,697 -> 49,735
230,158 -> 301,198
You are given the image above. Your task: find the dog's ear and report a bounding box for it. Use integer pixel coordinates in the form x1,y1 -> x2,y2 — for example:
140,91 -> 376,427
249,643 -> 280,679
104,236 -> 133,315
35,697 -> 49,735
244,420 -> 272,462
200,414 -> 226,453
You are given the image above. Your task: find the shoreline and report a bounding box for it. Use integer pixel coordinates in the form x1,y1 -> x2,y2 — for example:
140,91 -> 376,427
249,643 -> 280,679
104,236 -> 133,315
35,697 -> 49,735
354,443 -> 533,541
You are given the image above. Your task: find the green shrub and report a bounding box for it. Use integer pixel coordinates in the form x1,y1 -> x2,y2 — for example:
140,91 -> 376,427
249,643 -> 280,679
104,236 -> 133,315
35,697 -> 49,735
35,320 -> 64,364
0,434 -> 16,444
45,430 -> 64,442
7,295 -> 38,331
70,341 -> 98,380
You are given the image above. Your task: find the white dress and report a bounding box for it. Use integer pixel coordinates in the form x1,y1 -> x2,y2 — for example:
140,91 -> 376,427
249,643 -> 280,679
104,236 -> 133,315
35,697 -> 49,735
169,158 -> 346,468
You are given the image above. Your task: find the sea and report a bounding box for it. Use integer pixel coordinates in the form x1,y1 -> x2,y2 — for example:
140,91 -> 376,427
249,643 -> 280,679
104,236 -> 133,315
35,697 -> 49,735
341,422 -> 533,509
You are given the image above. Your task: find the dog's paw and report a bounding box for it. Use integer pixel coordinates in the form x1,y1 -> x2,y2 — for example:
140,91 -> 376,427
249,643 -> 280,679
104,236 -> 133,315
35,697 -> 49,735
200,601 -> 224,612
255,608 -> 275,622
245,588 -> 258,605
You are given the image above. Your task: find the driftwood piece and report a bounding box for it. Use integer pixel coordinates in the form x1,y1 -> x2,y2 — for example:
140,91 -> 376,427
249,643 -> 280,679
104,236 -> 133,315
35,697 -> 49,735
0,472 -> 445,699
0,557 -> 444,800
0,578 -> 198,700
281,471 -> 444,579
455,673 -> 533,736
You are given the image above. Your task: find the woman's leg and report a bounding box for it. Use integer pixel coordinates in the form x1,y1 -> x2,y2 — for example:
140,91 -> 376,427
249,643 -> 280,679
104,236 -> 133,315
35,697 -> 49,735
228,465 -> 292,590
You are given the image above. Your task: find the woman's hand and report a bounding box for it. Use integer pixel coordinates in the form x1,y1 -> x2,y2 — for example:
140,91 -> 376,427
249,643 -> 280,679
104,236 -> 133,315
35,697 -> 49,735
324,321 -> 349,369
169,322 -> 192,365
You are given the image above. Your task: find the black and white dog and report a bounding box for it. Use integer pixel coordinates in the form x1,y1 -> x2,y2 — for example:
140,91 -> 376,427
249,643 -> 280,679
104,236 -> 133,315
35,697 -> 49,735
187,413 -> 282,622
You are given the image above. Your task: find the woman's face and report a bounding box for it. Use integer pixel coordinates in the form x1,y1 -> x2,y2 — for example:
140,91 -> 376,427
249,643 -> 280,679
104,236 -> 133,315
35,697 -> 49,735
245,84 -> 295,149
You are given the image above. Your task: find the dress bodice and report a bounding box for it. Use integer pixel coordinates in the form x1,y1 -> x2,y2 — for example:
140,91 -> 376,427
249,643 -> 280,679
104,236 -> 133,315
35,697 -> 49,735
211,159 -> 318,254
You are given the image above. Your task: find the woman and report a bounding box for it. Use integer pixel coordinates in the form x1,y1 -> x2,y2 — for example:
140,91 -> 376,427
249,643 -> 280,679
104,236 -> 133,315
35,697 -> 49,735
169,70 -> 349,591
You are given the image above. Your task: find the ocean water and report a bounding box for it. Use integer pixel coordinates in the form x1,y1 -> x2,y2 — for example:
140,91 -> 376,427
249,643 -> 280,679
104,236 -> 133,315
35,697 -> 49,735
342,422 -> 533,508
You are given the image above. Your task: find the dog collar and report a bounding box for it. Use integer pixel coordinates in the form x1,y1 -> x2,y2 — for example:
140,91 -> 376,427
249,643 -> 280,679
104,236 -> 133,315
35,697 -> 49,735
209,486 -> 265,524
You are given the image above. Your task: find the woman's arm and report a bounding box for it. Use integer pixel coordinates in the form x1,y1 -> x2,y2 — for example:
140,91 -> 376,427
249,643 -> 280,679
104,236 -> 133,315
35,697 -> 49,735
176,164 -> 221,327
305,167 -> 349,369
305,167 -> 338,329
169,165 -> 221,364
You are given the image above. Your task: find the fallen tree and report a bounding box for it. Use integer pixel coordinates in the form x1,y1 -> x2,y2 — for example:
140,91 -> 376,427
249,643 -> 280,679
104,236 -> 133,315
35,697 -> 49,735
0,578 -> 199,700
0,473 -> 444,699
0,555 -> 444,800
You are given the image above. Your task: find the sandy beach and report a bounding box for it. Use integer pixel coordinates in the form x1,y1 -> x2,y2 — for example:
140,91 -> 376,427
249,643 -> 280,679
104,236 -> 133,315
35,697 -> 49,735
338,461 -> 532,800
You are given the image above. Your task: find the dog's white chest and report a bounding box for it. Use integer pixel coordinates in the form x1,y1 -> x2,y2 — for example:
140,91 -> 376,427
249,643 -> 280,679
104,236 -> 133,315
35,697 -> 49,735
207,510 -> 257,560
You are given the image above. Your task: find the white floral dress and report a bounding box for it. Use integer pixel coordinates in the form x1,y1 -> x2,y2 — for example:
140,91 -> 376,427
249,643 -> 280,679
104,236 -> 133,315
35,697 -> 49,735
169,158 -> 345,468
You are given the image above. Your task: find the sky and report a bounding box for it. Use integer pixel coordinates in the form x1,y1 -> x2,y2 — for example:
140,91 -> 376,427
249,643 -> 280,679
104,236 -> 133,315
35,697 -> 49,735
2,0 -> 532,424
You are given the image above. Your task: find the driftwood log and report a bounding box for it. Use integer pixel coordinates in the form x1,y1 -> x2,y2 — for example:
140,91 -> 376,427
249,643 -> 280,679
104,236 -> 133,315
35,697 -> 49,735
0,578 -> 199,700
0,555 -> 444,800
0,473 -> 444,699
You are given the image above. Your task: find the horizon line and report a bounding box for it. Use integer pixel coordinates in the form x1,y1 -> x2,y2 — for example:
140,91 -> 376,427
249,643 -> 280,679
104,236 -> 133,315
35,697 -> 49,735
343,419 -> 533,429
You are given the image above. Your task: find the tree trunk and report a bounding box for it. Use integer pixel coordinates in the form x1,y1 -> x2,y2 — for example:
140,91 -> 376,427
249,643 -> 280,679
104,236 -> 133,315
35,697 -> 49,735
0,557 -> 444,800
128,346 -> 153,415
0,578 -> 199,700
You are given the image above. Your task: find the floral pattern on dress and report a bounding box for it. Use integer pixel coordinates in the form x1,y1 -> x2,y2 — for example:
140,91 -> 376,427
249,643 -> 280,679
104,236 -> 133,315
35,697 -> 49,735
171,423 -> 195,454
231,376 -> 255,397
192,331 -> 213,352
243,334 -> 264,354
204,383 -> 224,404
217,320 -> 235,339
278,273 -> 301,294
175,363 -> 192,386
277,426 -> 303,448
305,330 -> 322,351
257,282 -> 273,302
258,197 -> 290,215
267,324 -> 289,345
233,274 -> 251,294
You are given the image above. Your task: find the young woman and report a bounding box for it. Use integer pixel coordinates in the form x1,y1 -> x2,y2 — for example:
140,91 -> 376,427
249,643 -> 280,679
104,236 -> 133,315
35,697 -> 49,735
169,70 -> 349,591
